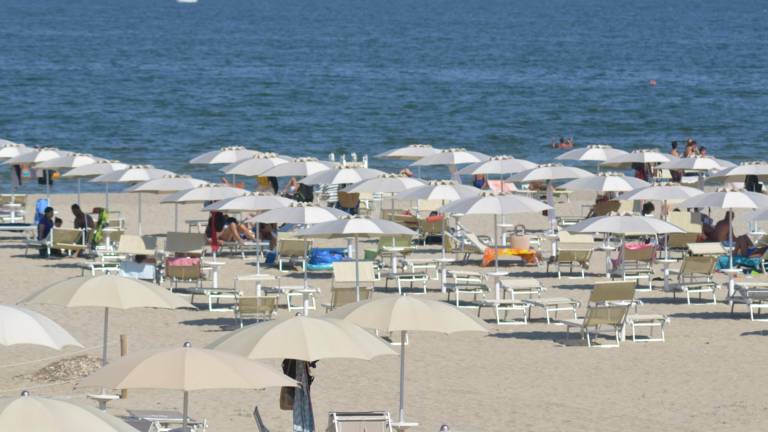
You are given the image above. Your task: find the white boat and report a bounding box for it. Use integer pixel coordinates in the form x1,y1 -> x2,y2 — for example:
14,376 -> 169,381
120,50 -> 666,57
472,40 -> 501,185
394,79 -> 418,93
177,0 -> 198,3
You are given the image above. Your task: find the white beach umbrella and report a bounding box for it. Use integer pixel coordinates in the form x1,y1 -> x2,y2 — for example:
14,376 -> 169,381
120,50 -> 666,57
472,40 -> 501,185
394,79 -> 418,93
410,148 -> 489,167
0,393 -> 138,432
92,165 -> 175,235
63,161 -> 129,210
0,305 -> 81,350
376,144 -> 440,161
658,156 -> 728,172
202,192 -> 295,273
220,153 -> 289,176
21,275 -> 193,366
35,153 -> 105,204
395,180 -> 481,201
4,147 -> 69,199
300,166 -> 386,186
160,184 -> 248,204
328,297 -> 487,427
601,148 -> 671,168
457,155 -> 537,176
189,146 -> 261,165
439,192 -> 551,297
260,157 -> 334,177
566,215 -> 684,235
556,144 -> 629,163
297,216 -> 417,300
342,173 -> 425,194
127,175 -> 209,231
561,172 -> 650,193
707,161 -> 768,183
617,184 -> 704,202
79,342 -> 294,431
0,140 -> 29,161
508,163 -> 594,233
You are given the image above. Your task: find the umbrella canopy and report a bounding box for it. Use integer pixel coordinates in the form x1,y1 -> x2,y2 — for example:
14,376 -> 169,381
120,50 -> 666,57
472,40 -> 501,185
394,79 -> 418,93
0,140 -> 29,161
202,191 -> 294,212
208,315 -> 396,361
3,147 -> 68,165
21,275 -> 193,365
62,160 -> 129,178
91,165 -> 174,184
707,161 -> 768,182
221,153 -> 289,176
457,155 -> 537,176
376,144 -> 440,160
507,163 -> 594,183
295,215 -> 416,239
260,157 -> 334,177
410,148 -> 489,167
0,393 -> 137,432
616,184 -> 704,202
160,184 -> 248,204
676,190 -> 768,211
34,153 -> 103,170
189,146 -> 261,165
0,305 -> 81,350
566,215 -> 685,235
246,202 -> 347,225
556,144 -> 629,162
395,180 -> 481,201
342,173 -> 425,194
79,342 -> 295,431
561,173 -> 650,193
126,175 -> 209,193
300,166 -> 386,186
601,149 -> 671,168
439,192 -> 551,215
657,156 -> 728,172
328,296 -> 487,426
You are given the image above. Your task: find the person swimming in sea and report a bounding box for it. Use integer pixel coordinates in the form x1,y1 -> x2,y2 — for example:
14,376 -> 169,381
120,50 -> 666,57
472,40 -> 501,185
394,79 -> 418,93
551,137 -> 574,149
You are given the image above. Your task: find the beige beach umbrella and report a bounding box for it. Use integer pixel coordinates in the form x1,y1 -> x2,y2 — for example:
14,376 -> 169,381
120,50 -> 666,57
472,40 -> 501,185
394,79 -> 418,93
410,148 -> 488,167
508,163 -> 593,233
600,148 -> 671,167
21,275 -> 193,366
561,172 -> 650,193
394,180 -> 480,201
260,157 -> 334,177
300,166 -> 386,186
0,393 -> 138,432
376,144 -> 440,161
127,175 -> 209,231
62,160 -> 129,210
457,155 -> 536,176
160,183 -> 248,204
707,161 -> 768,183
567,214 -> 685,259
616,184 -> 703,220
92,165 -> 175,235
0,140 -> 29,161
79,342 -> 295,431
221,153 -> 289,176
0,305 -> 81,350
328,296 -> 487,427
342,173 -> 425,194
189,146 -> 261,165
658,155 -> 728,172
35,153 -> 105,205
296,216 -> 417,300
556,144 -> 629,163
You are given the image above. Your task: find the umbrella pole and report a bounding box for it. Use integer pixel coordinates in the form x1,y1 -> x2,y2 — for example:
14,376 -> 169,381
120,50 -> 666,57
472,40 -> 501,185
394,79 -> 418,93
174,203 -> 179,232
77,178 -> 81,206
729,211 -> 734,271
182,391 -> 189,431
255,225 -> 262,274
105,184 -> 110,211
138,192 -> 143,236
494,214 -> 500,300
546,181 -> 555,234
355,235 -> 360,302
398,330 -> 407,424
46,172 -> 50,201
441,216 -> 446,258
101,307 -> 109,366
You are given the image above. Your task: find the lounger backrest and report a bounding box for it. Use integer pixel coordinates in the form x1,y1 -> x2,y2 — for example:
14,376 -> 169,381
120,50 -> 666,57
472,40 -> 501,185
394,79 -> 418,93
558,232 -> 594,248
668,211 -> 703,233
332,261 -> 375,284
378,235 -> 412,250
593,200 -> 620,216
589,281 -> 636,304
327,411 -> 393,432
667,232 -> 701,248
165,257 -> 202,280
463,232 -> 488,251
166,232 -> 207,254
238,296 -> 279,316
443,232 -> 462,253
277,238 -> 308,257
117,235 -> 153,255
687,242 -> 725,256
330,287 -> 372,309
584,305 -> 630,327
623,244 -> 655,261
51,228 -> 84,245
679,255 -> 716,277
417,218 -> 443,235
557,249 -> 592,262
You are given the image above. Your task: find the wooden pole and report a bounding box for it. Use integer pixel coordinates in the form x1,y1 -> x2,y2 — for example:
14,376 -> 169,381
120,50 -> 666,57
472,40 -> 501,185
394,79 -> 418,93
120,335 -> 128,399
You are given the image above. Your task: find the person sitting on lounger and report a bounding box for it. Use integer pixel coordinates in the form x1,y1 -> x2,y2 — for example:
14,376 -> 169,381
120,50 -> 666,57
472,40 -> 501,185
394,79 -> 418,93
71,204 -> 94,230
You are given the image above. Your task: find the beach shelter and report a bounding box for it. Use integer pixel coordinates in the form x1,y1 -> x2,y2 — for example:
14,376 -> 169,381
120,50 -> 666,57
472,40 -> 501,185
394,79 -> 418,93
296,216 -> 417,300
63,160 -> 129,210
457,155 -> 537,176
328,296 -> 487,429
0,305 -> 81,350
300,166 -> 385,186
556,144 -> 629,170
658,156 -> 732,188
128,175 -> 209,231
21,275 -> 193,366
0,392 -> 138,432
36,153 -> 104,205
601,149 -> 671,167
508,163 -> 593,233
707,161 -> 768,183
439,192 -> 551,298
260,157 -> 334,177
221,153 -> 289,177
561,172 -> 650,194
92,165 -> 175,235
411,148 -> 489,183
79,342 -> 294,432
189,146 -> 260,165
376,144 -> 440,161
208,315 -> 396,432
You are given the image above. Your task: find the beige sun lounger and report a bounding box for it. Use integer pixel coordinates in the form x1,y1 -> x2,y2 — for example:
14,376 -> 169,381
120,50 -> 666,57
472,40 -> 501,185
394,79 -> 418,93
326,411 -> 393,432
687,242 -> 726,256
666,255 -> 718,304
561,304 -> 632,348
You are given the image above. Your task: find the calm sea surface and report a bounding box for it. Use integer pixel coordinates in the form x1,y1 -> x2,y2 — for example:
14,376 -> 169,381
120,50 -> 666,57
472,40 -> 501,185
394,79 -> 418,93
1,0 -> 767,192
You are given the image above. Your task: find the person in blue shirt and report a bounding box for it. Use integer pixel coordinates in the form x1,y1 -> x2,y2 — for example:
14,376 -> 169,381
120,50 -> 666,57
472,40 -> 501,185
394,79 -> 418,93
37,206 -> 54,240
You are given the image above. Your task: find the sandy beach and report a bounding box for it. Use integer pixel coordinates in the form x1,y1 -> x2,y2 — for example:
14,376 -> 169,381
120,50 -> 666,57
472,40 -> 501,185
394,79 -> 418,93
2,191 -> 768,432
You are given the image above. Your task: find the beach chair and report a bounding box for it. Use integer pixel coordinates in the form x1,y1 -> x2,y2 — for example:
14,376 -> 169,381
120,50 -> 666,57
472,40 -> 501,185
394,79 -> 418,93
666,232 -> 701,258
611,243 -> 655,290
547,232 -> 593,278
326,411 -> 393,432
477,278 -> 542,325
416,217 -> 443,245
337,191 -> 360,215
561,304 -> 632,348
323,287 -> 373,312
234,295 -> 279,327
729,284 -> 768,321
588,280 -> 637,306
276,238 -> 309,272
587,200 -> 620,217
165,232 -> 207,256
666,255 -> 718,304
442,231 -> 482,263
668,211 -> 703,233
165,257 -> 204,291
446,270 -> 486,308
51,228 -> 90,256
686,242 -> 726,257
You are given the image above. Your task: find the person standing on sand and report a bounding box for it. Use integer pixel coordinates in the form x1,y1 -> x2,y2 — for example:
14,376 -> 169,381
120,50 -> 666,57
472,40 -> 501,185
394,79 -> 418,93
670,141 -> 682,182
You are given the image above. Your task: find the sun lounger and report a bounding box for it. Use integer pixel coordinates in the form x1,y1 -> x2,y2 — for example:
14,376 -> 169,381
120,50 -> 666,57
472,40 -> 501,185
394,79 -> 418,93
276,238 -> 309,272
446,270 -> 486,308
322,287 -> 373,312
665,255 -> 718,304
730,283 -> 768,321
625,314 -> 669,342
666,232 -> 701,258
687,242 -> 726,256
234,295 -> 279,327
547,232 -> 593,278
477,278 -> 543,325
326,411 -> 393,432
611,243 -> 655,290
523,297 -> 580,324
561,304 -> 632,348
